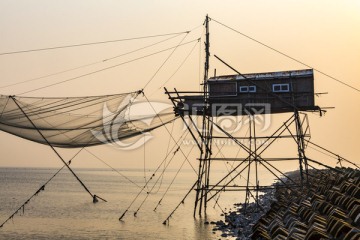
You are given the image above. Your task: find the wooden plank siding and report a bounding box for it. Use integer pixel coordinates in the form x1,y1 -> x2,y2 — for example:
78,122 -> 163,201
179,69 -> 319,116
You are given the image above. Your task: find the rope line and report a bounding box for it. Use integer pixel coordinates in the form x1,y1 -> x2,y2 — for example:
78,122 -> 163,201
156,39 -> 200,91
10,97 -> 98,200
142,32 -> 191,90
305,140 -> 359,169
0,97 -> 10,118
211,17 -> 360,93
0,149 -> 83,228
143,94 -> 197,174
0,33 -> 184,90
118,122 -> 190,221
143,135 -> 151,193
153,143 -> 196,212
133,140 -> 192,217
18,39 -> 199,95
152,120 -> 177,195
149,38 -> 200,97
0,32 -> 189,56
84,149 -> 142,189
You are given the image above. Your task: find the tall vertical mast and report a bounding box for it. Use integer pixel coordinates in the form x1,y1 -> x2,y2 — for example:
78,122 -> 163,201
204,15 -> 210,83
194,15 -> 212,217
201,14 -> 211,216
201,14 -> 213,216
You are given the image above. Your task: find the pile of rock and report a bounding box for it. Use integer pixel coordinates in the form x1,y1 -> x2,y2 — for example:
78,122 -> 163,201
212,188 -> 276,239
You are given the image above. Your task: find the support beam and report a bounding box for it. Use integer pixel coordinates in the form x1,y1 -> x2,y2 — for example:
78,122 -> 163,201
10,96 -> 104,203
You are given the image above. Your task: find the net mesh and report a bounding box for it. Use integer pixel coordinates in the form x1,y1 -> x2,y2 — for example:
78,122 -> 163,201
0,91 -> 175,148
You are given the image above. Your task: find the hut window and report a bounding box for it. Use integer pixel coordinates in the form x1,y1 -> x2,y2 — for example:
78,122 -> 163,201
239,86 -> 248,92
239,86 -> 256,93
273,83 -> 290,92
249,86 -> 256,92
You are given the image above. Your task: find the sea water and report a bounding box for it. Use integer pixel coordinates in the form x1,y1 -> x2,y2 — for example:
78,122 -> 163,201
0,168 -> 253,239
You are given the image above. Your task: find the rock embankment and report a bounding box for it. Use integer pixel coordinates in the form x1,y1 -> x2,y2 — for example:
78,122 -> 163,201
216,167 -> 360,239
213,188 -> 275,239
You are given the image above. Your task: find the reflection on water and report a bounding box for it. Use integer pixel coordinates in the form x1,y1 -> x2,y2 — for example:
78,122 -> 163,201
0,168 -> 254,239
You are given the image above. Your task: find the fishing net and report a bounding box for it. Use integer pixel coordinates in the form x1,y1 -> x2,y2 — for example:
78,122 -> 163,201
0,91 -> 175,148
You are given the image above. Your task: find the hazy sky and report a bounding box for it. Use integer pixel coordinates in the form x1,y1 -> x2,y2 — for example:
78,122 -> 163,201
0,1 -> 359,170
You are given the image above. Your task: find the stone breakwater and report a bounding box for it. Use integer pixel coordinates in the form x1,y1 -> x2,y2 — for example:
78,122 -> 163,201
214,167 -> 360,239
212,188 -> 276,239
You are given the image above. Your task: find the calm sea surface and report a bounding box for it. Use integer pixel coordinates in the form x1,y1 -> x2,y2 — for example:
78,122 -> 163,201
0,167 -> 263,239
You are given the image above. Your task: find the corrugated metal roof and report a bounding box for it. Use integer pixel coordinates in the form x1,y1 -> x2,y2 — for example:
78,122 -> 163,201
208,69 -> 313,82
